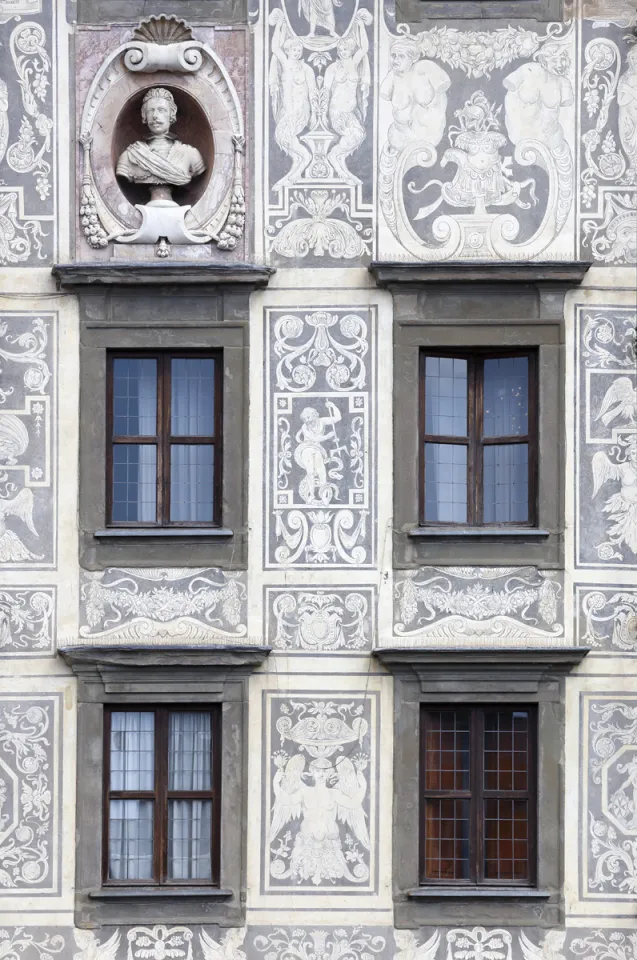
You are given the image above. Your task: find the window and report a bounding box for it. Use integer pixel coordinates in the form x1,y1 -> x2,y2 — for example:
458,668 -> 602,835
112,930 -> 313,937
107,353 -> 222,527
374,646 -> 588,927
420,706 -> 536,887
420,351 -> 537,527
104,707 -> 221,886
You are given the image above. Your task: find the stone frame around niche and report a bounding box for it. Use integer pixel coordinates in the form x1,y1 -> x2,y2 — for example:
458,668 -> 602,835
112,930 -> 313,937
77,17 -> 247,259
370,261 -> 591,569
62,645 -> 269,928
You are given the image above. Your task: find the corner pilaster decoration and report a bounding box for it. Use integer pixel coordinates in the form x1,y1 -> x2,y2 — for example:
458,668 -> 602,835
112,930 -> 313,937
79,16 -> 246,258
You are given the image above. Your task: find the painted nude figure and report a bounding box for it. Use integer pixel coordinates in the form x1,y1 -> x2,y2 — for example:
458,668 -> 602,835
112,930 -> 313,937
503,42 -> 573,153
269,753 -> 369,885
324,19 -> 371,183
269,14 -> 318,186
116,87 -> 205,204
294,402 -> 342,504
380,37 -> 450,152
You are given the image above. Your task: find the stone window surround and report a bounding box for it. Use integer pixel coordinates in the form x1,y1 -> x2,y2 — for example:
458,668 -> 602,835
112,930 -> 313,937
62,645 -> 270,929
373,645 -> 589,929
395,0 -> 563,22
369,261 -> 591,569
54,263 -> 273,570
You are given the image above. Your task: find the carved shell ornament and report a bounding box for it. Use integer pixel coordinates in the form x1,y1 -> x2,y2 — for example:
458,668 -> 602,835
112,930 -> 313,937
78,16 -> 246,257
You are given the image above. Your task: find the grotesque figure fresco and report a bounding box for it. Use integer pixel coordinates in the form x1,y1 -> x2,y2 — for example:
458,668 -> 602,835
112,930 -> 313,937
116,87 -> 205,203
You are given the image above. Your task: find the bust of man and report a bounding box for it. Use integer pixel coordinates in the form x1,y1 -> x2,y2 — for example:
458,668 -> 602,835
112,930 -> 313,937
116,87 -> 205,204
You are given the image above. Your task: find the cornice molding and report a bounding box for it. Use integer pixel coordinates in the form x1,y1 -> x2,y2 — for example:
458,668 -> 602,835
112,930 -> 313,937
53,262 -> 275,289
369,261 -> 593,287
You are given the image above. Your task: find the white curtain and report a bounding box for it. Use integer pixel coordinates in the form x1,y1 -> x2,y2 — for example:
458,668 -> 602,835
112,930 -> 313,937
109,712 -> 155,880
168,712 -> 212,879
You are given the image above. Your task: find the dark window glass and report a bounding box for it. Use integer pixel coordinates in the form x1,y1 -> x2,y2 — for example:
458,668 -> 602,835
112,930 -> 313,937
107,353 -> 222,526
420,706 -> 536,886
419,351 -> 536,526
104,707 -> 221,885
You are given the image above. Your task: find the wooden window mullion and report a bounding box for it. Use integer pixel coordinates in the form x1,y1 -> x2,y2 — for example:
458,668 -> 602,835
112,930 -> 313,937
154,707 -> 165,884
475,707 -> 485,883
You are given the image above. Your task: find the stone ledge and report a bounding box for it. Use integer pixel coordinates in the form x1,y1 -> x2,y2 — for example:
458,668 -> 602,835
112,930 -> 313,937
374,646 -> 589,675
369,260 -> 592,287
53,261 -> 275,288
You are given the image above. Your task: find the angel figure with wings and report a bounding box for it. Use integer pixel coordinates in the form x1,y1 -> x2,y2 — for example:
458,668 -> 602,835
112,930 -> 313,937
0,484 -> 42,562
592,435 -> 637,554
592,376 -> 637,555
323,13 -> 372,185
269,751 -> 369,885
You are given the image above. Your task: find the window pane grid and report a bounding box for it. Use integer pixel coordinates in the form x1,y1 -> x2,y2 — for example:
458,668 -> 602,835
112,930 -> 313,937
420,351 -> 536,526
108,353 -> 221,527
420,706 -> 535,887
105,707 -> 220,886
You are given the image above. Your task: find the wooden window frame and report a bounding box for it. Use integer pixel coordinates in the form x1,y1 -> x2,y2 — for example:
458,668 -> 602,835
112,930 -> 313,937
102,705 -> 222,887
418,349 -> 538,527
106,351 -> 223,528
419,705 -> 537,888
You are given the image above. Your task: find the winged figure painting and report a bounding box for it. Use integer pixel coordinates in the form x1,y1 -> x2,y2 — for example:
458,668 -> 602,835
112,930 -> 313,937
592,377 -> 637,555
519,931 -> 566,960
269,751 -> 369,885
0,486 -> 42,562
200,929 -> 247,960
596,376 -> 637,428
73,930 -> 120,960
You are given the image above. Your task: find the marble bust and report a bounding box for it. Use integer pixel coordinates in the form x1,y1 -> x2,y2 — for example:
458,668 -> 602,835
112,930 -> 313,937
116,87 -> 205,204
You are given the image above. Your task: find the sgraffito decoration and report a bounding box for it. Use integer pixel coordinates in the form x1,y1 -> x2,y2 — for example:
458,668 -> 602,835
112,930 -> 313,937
0,697 -> 60,893
378,21 -> 576,262
77,568 -> 248,646
576,585 -> 637,652
392,567 -> 563,646
583,696 -> 637,899
0,13 -> 54,263
73,928 -> 247,960
0,586 -> 55,656
580,25 -> 637,264
265,307 -> 377,568
263,694 -> 378,893
571,932 -> 637,960
575,305 -> 637,569
264,0 -> 374,262
0,931 -> 64,960
254,929 -> 387,960
0,313 -> 56,569
391,929 -> 565,960
266,585 -> 376,651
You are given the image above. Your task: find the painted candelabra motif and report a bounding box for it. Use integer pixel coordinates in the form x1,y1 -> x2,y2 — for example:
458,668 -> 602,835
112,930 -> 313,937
0,313 -> 55,568
264,695 -> 377,892
0,17 -> 53,264
586,697 -> 637,897
580,26 -> 637,264
265,0 -> 374,260
378,25 -> 575,262
265,308 -> 376,568
576,305 -> 637,568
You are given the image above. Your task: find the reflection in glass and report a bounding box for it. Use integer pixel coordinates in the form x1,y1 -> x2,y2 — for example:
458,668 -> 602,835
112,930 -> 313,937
171,359 -> 215,437
112,358 -> 157,436
425,356 -> 468,438
483,443 -> 528,523
170,445 -> 214,522
424,443 -> 467,523
110,711 -> 155,791
168,800 -> 212,880
112,445 -> 156,522
169,712 -> 212,791
483,357 -> 528,437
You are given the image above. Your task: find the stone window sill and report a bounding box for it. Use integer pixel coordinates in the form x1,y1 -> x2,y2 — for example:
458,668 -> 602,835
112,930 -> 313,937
408,526 -> 550,539
94,527 -> 233,539
408,887 -> 551,899
89,887 -> 233,901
